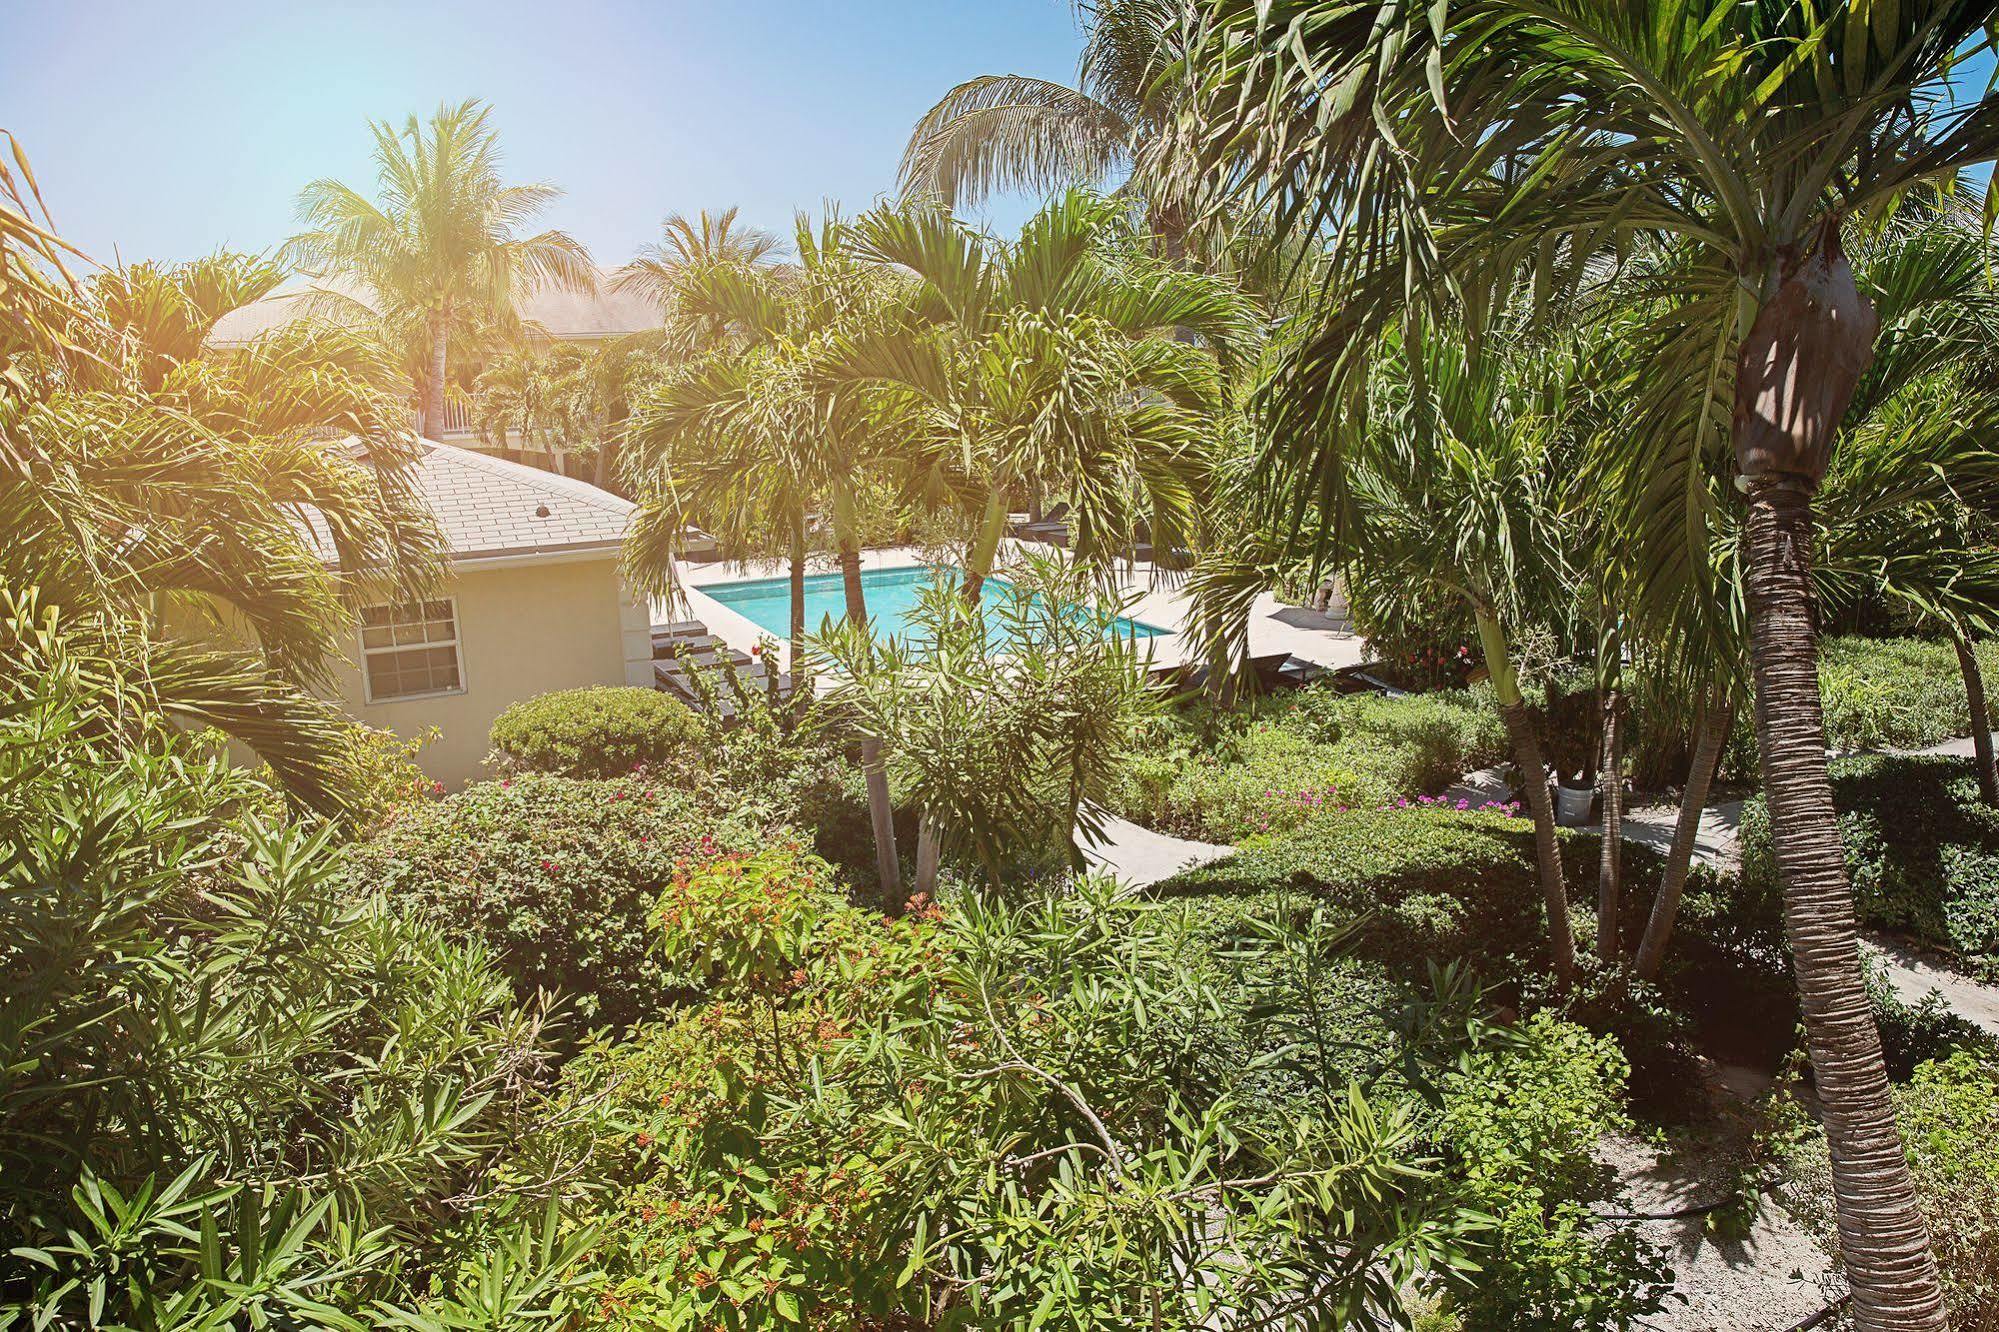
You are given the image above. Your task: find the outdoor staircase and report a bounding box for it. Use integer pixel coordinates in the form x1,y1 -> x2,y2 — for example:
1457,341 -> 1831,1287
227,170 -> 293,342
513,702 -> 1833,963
650,620 -> 793,720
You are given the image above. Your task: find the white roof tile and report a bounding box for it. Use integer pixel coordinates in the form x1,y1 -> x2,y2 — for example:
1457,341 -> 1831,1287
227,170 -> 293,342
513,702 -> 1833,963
307,440 -> 632,564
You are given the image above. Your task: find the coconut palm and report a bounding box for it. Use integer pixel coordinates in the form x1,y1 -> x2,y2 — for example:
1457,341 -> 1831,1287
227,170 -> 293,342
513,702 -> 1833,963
840,190 -> 1248,603
281,99 -> 595,439
1177,6 -> 1999,1317
626,211 -> 909,899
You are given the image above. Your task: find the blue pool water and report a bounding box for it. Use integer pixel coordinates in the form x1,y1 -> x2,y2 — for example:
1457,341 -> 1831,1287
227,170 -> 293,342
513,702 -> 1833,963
699,564 -> 1168,643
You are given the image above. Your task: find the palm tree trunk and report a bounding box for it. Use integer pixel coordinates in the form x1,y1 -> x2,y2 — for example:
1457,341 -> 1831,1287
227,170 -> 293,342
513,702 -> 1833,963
838,538 -> 902,904
1744,473 -> 1943,1330
1475,606 -> 1573,989
962,490 -> 1009,606
914,814 -> 942,897
1632,686 -> 1733,980
423,309 -> 450,440
1954,630 -> 1997,806
789,517 -> 808,668
1596,686 -> 1624,963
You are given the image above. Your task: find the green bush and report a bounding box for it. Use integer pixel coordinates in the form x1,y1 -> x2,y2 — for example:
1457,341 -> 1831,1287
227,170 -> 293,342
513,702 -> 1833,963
488,685 -> 710,779
350,772 -> 776,1027
1818,635 -> 1999,754
550,863 -> 1479,1329
1427,1012 -> 1670,1330
1740,752 -> 1999,971
1,653 -> 577,1328
1154,808 -> 1558,974
1115,685 -> 1507,843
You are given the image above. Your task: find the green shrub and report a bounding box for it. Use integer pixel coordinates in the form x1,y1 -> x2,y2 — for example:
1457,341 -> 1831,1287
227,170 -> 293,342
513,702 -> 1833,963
1740,752 -> 1999,971
1818,635 -> 1999,754
1115,685 -> 1508,843
1,655 -> 573,1328
1155,808 -> 1556,973
488,685 -> 710,779
350,772 -> 776,1027
551,863 -> 1478,1329
1426,1011 -> 1670,1330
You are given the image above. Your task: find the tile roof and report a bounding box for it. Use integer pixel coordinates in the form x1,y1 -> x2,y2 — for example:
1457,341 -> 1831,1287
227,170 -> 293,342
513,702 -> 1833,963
206,271 -> 667,347
306,440 -> 633,564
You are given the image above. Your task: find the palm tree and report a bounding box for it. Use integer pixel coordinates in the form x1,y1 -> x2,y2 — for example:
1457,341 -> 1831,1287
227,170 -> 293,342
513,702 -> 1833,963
281,99 -> 596,439
901,1 -> 1199,251
1616,209 -> 1999,973
1179,6 -> 1999,1320
612,206 -> 782,313
1341,322 -> 1583,989
3,235 -> 443,815
840,190 -> 1247,603
625,212 -> 909,900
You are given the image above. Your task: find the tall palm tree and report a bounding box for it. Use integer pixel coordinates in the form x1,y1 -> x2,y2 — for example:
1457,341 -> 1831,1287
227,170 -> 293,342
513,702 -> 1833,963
625,212 -> 909,900
281,99 -> 595,439
1341,321 -> 1583,989
840,190 -> 1248,604
1180,5 -> 1999,1322
901,1 -> 1200,251
1612,208 -> 1999,973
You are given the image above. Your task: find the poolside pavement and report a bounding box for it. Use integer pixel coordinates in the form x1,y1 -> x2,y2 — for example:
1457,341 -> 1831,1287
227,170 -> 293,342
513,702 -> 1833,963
660,542 -> 1371,681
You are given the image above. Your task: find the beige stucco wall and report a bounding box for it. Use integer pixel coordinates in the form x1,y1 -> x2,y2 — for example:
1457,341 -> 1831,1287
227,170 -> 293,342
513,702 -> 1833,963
327,554 -> 655,787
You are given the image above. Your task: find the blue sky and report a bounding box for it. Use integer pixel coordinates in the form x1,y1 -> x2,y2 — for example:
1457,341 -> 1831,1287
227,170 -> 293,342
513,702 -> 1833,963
4,0 -> 1088,268
9,3 -> 1995,273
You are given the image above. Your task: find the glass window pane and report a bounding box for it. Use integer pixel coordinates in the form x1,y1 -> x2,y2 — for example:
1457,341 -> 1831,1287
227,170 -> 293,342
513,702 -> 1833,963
393,621 -> 422,645
362,626 -> 393,649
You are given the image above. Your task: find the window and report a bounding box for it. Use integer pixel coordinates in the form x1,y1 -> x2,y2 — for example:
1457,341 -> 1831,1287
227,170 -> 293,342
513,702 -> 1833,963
360,599 -> 464,701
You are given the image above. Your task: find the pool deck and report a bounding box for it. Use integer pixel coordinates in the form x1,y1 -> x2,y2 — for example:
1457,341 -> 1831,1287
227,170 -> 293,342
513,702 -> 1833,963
662,543 -> 1370,680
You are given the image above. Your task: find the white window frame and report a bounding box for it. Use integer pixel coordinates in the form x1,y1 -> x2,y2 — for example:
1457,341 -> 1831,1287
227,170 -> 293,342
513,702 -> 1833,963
359,597 -> 468,704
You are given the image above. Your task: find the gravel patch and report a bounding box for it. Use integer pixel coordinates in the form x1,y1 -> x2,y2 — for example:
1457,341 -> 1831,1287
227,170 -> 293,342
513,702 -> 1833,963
1598,1128 -> 1844,1332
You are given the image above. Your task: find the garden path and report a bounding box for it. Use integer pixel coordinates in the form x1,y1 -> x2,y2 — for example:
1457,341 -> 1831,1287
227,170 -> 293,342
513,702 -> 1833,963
1616,730 -> 1999,1040
1078,811 -> 1234,888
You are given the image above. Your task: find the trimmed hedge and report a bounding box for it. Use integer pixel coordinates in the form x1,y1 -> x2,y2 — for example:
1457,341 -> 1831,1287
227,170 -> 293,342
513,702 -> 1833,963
1155,808 -> 1558,971
488,686 -> 710,779
1740,752 -> 1999,972
349,772 -> 776,1029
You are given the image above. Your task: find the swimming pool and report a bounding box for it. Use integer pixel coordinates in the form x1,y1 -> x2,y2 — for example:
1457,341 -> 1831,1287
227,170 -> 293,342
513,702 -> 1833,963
697,564 -> 1169,643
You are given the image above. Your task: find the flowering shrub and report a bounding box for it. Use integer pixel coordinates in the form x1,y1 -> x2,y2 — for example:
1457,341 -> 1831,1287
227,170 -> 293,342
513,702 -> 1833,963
553,861 -> 1481,1330
350,772 -> 778,1027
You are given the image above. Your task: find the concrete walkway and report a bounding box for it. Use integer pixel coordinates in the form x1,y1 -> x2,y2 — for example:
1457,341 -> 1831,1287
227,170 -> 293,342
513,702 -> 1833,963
1079,811 -> 1233,888
1618,731 -> 1999,1040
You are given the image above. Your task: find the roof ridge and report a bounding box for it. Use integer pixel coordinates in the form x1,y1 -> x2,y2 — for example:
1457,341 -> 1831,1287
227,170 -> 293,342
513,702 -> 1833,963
427,440 -> 634,515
